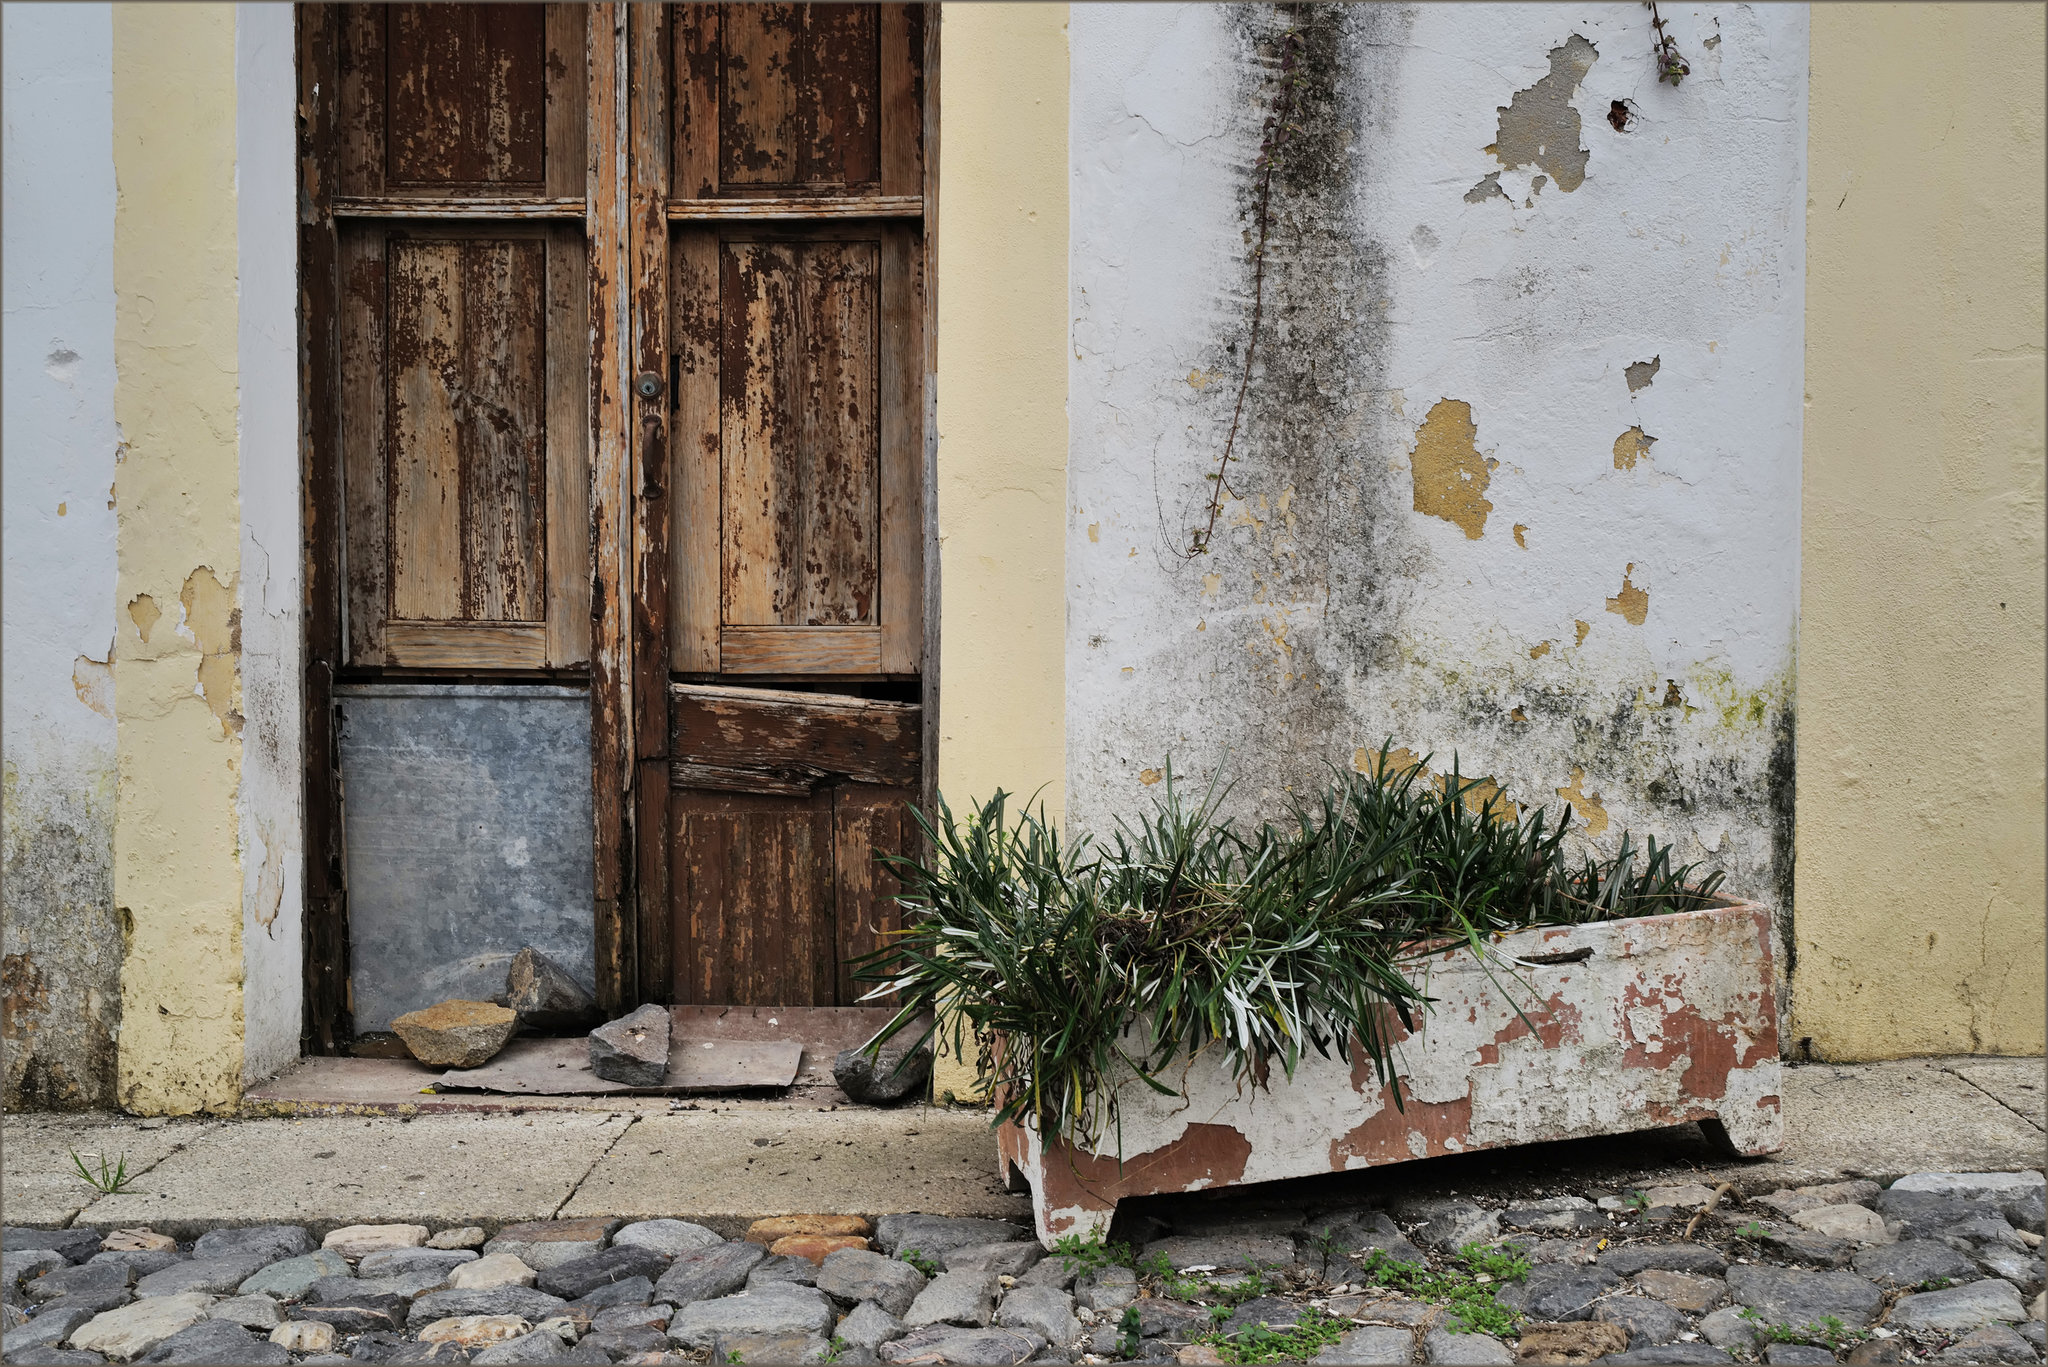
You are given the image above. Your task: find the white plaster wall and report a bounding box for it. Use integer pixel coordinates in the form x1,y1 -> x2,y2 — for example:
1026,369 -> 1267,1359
236,1 -> 303,1084
1069,6 -> 1804,914
2,2 -> 124,1107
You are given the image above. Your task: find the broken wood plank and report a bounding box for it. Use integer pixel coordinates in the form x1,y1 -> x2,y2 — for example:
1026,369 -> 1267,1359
334,197 -> 589,219
666,196 -> 921,220
718,624 -> 883,673
669,682 -> 918,786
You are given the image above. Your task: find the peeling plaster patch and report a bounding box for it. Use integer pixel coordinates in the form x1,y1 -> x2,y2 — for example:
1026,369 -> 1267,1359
1464,171 -> 1507,204
72,654 -> 114,721
1485,34 -> 1598,193
1528,641 -> 1551,660
128,592 -> 160,643
1625,355 -> 1662,392
1605,564 -> 1649,625
1513,523 -> 1528,548
1556,766 -> 1610,836
1409,224 -> 1439,268
1410,398 -> 1492,539
180,566 -> 242,737
1573,619 -> 1592,647
1354,745 -> 1426,780
1187,368 -> 1224,390
1088,522 -> 1100,543
1139,768 -> 1162,786
1613,426 -> 1657,470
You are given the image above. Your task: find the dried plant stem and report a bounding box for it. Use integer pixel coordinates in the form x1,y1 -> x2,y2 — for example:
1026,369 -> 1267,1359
1645,0 -> 1690,84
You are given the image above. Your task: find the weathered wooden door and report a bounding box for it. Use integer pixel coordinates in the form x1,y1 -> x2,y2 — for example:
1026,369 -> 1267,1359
641,4 -> 932,1006
303,2 -> 929,1039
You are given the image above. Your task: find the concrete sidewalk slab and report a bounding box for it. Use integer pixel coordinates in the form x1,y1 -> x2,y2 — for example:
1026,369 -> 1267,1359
558,1106 -> 1030,1231
1951,1059 -> 2047,1131
1,1115 -> 219,1226
65,1112 -> 633,1237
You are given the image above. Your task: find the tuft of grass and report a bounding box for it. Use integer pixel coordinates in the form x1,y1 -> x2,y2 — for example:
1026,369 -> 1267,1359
1052,1230 -> 1136,1277
69,1150 -> 134,1195
856,746 -> 1726,1153
1740,1309 -> 1868,1353
1354,1244 -> 1529,1337
1201,1307 -> 1350,1365
896,1248 -> 940,1278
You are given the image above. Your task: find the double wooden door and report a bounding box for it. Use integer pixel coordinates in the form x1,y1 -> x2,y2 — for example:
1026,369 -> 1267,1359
302,2 -> 932,1037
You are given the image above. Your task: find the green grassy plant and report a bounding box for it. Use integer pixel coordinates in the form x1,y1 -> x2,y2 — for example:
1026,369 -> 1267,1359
1201,1307 -> 1350,1365
857,744 -> 1726,1152
1740,1310 -> 1868,1353
1355,1244 -> 1530,1336
896,1248 -> 940,1278
69,1150 -> 134,1195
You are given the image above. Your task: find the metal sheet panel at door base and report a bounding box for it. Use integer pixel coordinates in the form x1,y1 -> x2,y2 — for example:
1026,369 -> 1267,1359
337,684 -> 595,1033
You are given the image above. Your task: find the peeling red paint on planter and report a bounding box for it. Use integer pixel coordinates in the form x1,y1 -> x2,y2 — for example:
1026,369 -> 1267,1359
999,900 -> 1782,1243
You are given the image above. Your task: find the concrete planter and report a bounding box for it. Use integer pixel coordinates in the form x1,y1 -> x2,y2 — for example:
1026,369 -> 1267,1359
997,899 -> 1783,1243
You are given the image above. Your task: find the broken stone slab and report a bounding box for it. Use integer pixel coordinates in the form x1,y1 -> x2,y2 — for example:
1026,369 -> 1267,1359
1072,1265 -> 1139,1311
1631,1269 -> 1727,1312
85,1250 -> 183,1278
67,1292 -> 214,1360
834,1040 -> 933,1106
1874,1190 -> 2006,1240
816,1248 -> 927,1318
1643,1185 -> 1720,1210
407,1285 -> 570,1331
428,1228 -> 487,1251
1760,1345 -> 1837,1366
564,1276 -> 655,1317
1893,1173 -> 2047,1202
872,1216 -> 1029,1260
748,1255 -> 819,1290
879,1323 -> 1045,1365
472,1327 -> 572,1364
1597,1244 -> 1728,1278
4,1230 -> 105,1266
324,1225 -> 430,1261
1324,1293 -> 1434,1325
1791,1204 -> 1893,1245
1133,1299 -> 1207,1341
1697,1305 -> 1760,1353
1499,1265 -> 1621,1322
1976,1248 -> 2046,1295
582,1325 -> 667,1358
838,1300 -> 910,1352
191,1225 -> 316,1263
589,1004 -> 670,1086
6,1249 -> 69,1289
537,1245 -> 670,1302
135,1255 -> 277,1298
236,1249 -> 350,1299
903,1271 -> 998,1329
99,1231 -> 178,1255
652,1241 -> 767,1310
1601,1350 -> 1733,1366
27,1264 -> 132,1304
1758,1226 -> 1860,1269
1723,1264 -> 1885,1328
1421,1324 -> 1513,1364
1015,1256 -> 1078,1291
713,1329 -> 834,1364
3,1305 -> 99,1355
450,1252 -> 539,1290
590,1304 -> 669,1333
484,1219 -> 617,1273
1852,1239 -> 1981,1288
351,1329 -> 474,1364
206,1294 -> 281,1330
1502,1203 -> 1608,1236
1888,1277 -> 2027,1333
295,1284 -> 410,1334
1142,1234 -> 1298,1271
134,1315 -> 291,1365
1308,1326 -> 1416,1364
416,1313 -> 534,1347
995,1285 -> 1077,1345
943,1242 -> 1043,1278
1219,1296 -> 1304,1336
393,999 -> 519,1069
1590,1295 -> 1686,1348
27,1290 -> 134,1323
1513,1320 -> 1630,1364
359,1248 -> 479,1280
1415,1204 -> 1502,1251
505,948 -> 597,1031
613,1220 -> 722,1259
667,1284 -> 837,1349
268,1319 -> 335,1353
1938,1324 -> 2040,1363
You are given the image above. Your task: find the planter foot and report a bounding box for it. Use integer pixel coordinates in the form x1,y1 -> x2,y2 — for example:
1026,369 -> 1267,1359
1699,1114 -> 1779,1159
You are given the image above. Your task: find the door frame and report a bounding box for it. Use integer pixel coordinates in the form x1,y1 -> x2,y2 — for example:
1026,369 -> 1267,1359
296,3 -> 941,1049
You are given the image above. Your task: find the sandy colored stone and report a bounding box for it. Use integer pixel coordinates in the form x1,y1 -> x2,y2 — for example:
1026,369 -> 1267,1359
449,1253 -> 539,1290
1792,1203 -> 1893,1245
270,1320 -> 335,1353
324,1224 -> 429,1259
69,1292 -> 214,1359
101,1228 -> 178,1253
1515,1321 -> 1630,1364
392,1000 -> 519,1069
770,1233 -> 871,1264
419,1313 -> 534,1346
748,1215 -> 873,1245
1633,1269 -> 1728,1312
430,1228 -> 488,1251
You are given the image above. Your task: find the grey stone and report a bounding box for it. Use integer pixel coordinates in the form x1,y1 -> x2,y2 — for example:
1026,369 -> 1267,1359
1760,1346 -> 1836,1366
537,1246 -> 671,1301
1415,1205 -> 1501,1252
873,1217 -> 1030,1260
1947,1219 -> 2032,1255
2004,1195 -> 2047,1236
3,1230 -> 103,1265
407,1286 -> 570,1331
1534,1238 -> 1609,1267
238,1249 -> 351,1299
1940,1324 -> 2041,1363
667,1285 -> 836,1348
1600,1246 -> 1730,1278
816,1248 -> 927,1318
1793,1205 -> 1894,1246
1220,1296 -> 1303,1337
472,1329 -> 572,1365
207,1294 -> 282,1330
136,1255 -> 275,1299
1697,1305 -> 1761,1353
429,1228 -> 488,1251
3,1305 -> 97,1353
838,1300 -> 909,1351
879,1324 -> 1045,1365
1853,1240 -> 1982,1287
1725,1266 -> 1885,1328
1600,1348 -> 1735,1365
360,1249 -> 481,1280
1978,1252 -> 2046,1297
1893,1174 -> 2047,1203
3,1303 -> 26,1331
582,1325 -> 667,1358
136,1317 -> 291,1365
192,1225 -> 317,1264
28,1291 -> 133,1322
3,1348 -> 106,1365
652,1241 -> 767,1310
1760,1228 -> 1861,1269
712,1330 -> 833,1364
590,1302 -> 669,1332
561,1340 -> 609,1366
86,1251 -> 184,1278
904,1272 -> 999,1329
1890,1278 -> 2028,1333
1072,1266 -> 1138,1313
748,1255 -> 819,1290
482,1220 -> 618,1274
1505,1199 -> 1609,1236
1876,1192 -> 2006,1241
1132,1300 -> 1207,1341
833,1041 -> 933,1107
27,1264 -> 132,1304
68,1294 -> 215,1360
1422,1325 -> 1513,1364
1593,1297 -> 1688,1349
352,1268 -> 465,1301
588,1004 -> 670,1087
1142,1234 -> 1297,1271
565,1276 -> 655,1316
610,1221 -> 721,1260
297,1285 -> 411,1334
350,1330 -> 473,1364
505,948 -> 596,1030
393,1000 -> 520,1069
2020,1322 -> 2047,1351
1312,1326 -> 1415,1364
945,1243 -> 1043,1278
995,1286 -> 1077,1345
1326,1294 -> 1435,1326
6,1249 -> 69,1288
1502,1265 -> 1623,1321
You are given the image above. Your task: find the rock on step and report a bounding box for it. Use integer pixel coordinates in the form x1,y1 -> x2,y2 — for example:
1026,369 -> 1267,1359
589,1004 -> 670,1086
505,948 -> 596,1031
392,1000 -> 518,1068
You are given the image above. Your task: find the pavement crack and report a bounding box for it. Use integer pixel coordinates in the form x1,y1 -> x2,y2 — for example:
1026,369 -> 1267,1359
553,1114 -> 637,1218
68,1121 -> 223,1227
1945,1065 -> 2047,1133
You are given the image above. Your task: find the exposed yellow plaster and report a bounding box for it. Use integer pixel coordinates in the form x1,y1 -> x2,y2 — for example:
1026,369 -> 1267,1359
1799,4 -> 2046,1058
1573,619 -> 1591,647
1612,426 -> 1656,470
1528,641 -> 1551,660
72,656 -> 115,722
1556,766 -> 1609,837
932,2 -> 1069,1102
1512,523 -> 1528,548
1409,398 -> 1492,539
112,3 -> 244,1114
1605,564 -> 1648,625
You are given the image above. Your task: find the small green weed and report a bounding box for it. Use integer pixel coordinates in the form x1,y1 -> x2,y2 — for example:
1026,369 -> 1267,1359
1201,1307 -> 1349,1365
1355,1244 -> 1528,1337
1053,1231 -> 1136,1277
1304,1227 -> 1346,1277
1915,1276 -> 1958,1292
1117,1305 -> 1142,1359
897,1248 -> 940,1278
1624,1190 -> 1649,1210
1740,1310 -> 1868,1353
69,1150 -> 134,1195
1734,1220 -> 1771,1240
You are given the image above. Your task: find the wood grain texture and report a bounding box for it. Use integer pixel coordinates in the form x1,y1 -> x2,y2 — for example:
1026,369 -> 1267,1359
799,240 -> 880,626
918,0 -> 939,828
720,240 -> 800,624
460,238 -> 548,622
720,3 -> 799,187
387,239 -> 466,621
544,227 -> 592,668
335,197 -> 587,219
337,5 -> 385,199
384,621 -> 546,668
388,4 -> 548,187
671,788 -> 836,1005
671,230 -> 722,672
669,684 -> 918,787
672,4 -> 720,199
800,3 -> 879,187
833,782 -> 914,1003
666,196 -> 920,220
544,5 -> 588,199
339,228 -> 389,665
878,222 -> 922,670
719,625 -> 882,673
878,4 -> 921,197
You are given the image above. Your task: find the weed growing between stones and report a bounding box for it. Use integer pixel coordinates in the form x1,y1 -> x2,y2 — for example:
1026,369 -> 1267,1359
1200,1306 -> 1349,1364
859,743 -> 1727,1152
1355,1244 -> 1531,1336
1053,1231 -> 1140,1277
67,1148 -> 133,1194
895,1248 -> 940,1278
1740,1308 -> 1871,1354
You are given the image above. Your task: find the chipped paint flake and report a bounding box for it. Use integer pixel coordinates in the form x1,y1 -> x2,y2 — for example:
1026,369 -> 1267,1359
127,593 -> 160,644
1484,34 -> 1598,193
1557,765 -> 1610,836
1625,356 -> 1661,392
1410,399 -> 1492,539
1605,564 -> 1649,625
71,654 -> 114,721
1613,426 -> 1657,470
1513,523 -> 1529,548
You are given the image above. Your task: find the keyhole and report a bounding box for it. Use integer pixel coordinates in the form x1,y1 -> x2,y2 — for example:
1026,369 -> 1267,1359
635,372 -> 664,400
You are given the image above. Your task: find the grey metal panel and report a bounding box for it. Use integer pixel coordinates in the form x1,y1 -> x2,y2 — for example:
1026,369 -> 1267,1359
337,684 -> 594,1034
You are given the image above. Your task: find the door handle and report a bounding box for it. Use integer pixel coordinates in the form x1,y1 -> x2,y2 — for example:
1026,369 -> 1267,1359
640,413 -> 666,500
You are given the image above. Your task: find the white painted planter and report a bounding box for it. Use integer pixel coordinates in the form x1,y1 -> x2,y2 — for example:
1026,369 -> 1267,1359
997,900 -> 1783,1243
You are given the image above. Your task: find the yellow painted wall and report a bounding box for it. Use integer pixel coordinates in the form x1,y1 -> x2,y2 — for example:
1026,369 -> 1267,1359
931,3 -> 1069,1101
1798,4 -> 2046,1057
111,4 -> 246,1112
